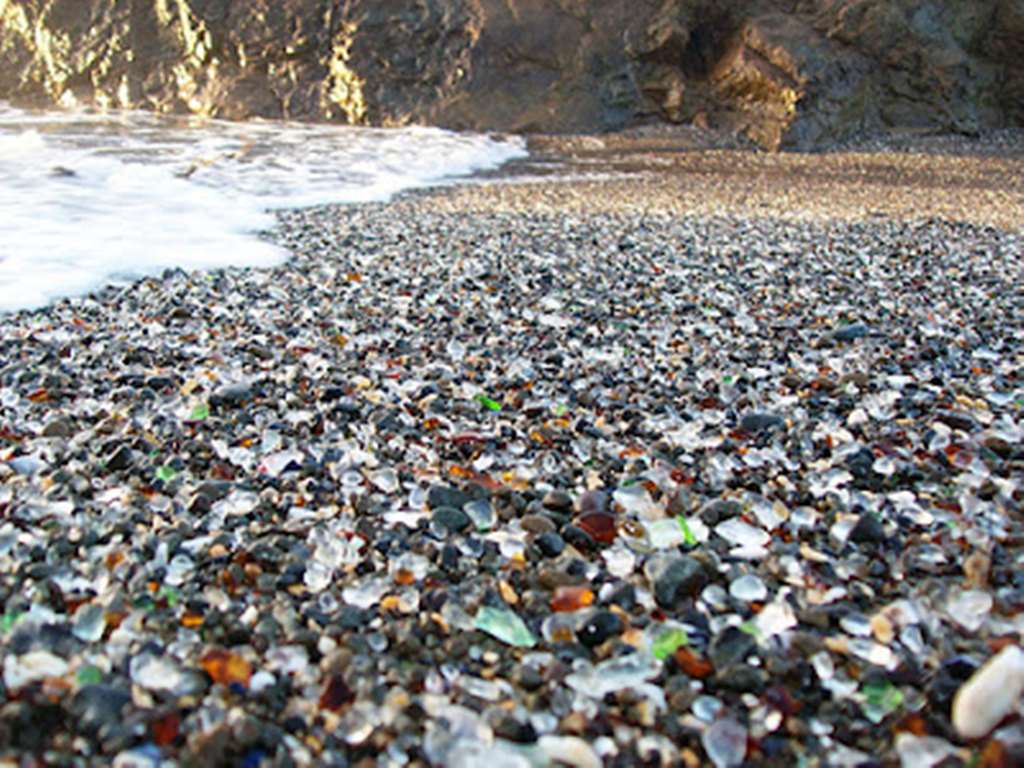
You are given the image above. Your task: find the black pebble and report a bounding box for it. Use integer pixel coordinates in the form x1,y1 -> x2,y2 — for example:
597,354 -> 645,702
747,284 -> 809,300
105,445 -> 133,471
535,531 -> 565,557
849,513 -> 886,544
561,524 -> 595,552
579,610 -> 624,647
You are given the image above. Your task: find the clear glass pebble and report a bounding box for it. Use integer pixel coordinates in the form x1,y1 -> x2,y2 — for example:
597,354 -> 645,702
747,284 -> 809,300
3,651 -> 69,690
894,733 -> 957,768
72,604 -> 106,643
463,499 -> 495,531
702,718 -> 747,768
715,518 -> 770,548
945,589 -> 993,632
839,612 -> 873,637
692,695 -> 723,722
129,654 -> 183,693
728,574 -> 767,602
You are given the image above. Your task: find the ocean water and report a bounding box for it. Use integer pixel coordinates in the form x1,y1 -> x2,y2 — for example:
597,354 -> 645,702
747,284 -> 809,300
0,103 -> 526,313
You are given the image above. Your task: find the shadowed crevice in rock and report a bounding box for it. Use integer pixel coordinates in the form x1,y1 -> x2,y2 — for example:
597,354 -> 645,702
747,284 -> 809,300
0,0 -> 1021,149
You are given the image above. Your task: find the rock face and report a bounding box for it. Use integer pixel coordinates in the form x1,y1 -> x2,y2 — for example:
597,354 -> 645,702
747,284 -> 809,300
0,0 -> 1021,149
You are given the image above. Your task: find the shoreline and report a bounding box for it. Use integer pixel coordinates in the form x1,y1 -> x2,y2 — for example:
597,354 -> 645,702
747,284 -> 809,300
0,137 -> 1023,765
461,126 -> 1024,232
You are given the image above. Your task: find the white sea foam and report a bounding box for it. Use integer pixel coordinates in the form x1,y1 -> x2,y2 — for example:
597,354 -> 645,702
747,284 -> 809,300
0,103 -> 526,312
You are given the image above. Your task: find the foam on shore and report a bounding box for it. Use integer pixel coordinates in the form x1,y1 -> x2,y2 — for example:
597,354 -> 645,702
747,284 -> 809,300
0,103 -> 526,312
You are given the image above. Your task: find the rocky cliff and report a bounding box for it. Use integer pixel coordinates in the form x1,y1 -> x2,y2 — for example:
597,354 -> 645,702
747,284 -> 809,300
1,0 -> 1021,149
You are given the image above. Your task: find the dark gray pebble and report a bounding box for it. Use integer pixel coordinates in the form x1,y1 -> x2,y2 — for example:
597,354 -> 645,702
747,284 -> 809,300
432,506 -> 472,535
534,531 -> 565,558
428,485 -> 471,510
654,557 -> 707,608
709,626 -> 758,670
833,323 -> 872,341
739,411 -> 785,434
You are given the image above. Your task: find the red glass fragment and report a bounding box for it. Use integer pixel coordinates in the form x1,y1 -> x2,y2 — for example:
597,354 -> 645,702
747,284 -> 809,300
551,586 -> 594,612
151,712 -> 181,746
320,674 -> 355,712
575,511 -> 617,544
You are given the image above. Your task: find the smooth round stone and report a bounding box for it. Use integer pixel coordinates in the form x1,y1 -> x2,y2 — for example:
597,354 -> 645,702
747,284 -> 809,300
716,664 -> 767,693
844,447 -> 878,480
537,735 -> 602,768
427,485 -> 471,510
210,381 -> 253,407
849,513 -> 886,544
739,412 -> 784,434
728,574 -> 768,603
41,415 -> 76,438
578,610 -> 624,648
542,489 -> 574,512
70,685 -> 133,735
521,514 -> 557,534
833,323 -> 871,341
576,490 -> 609,515
561,524 -> 596,552
653,557 -> 707,608
535,531 -> 566,558
952,644 -> 1024,739
698,499 -> 743,526
709,626 -> 757,671
105,445 -> 134,471
431,506 -> 472,535
493,714 -> 537,744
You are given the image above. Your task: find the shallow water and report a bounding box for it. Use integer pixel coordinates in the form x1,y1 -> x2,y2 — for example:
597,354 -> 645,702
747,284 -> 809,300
0,103 -> 526,312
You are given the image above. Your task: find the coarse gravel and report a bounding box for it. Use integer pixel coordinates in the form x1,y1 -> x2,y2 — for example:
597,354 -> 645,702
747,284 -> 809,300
0,134 -> 1022,767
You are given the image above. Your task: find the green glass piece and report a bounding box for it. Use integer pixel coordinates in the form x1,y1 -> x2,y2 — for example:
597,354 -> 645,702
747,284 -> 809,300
0,611 -> 23,633
189,403 -> 210,421
76,665 -> 103,685
474,606 -> 536,648
475,395 -> 502,412
156,464 -> 177,482
553,404 -> 568,416
134,595 -> 155,611
861,680 -> 903,723
651,627 -> 688,660
739,621 -> 761,638
677,516 -> 697,546
160,587 -> 180,606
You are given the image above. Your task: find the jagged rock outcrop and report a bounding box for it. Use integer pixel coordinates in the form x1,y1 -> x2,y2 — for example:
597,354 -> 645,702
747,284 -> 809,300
0,0 -> 1020,149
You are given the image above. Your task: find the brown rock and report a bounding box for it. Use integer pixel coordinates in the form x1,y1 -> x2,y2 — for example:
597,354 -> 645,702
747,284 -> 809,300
0,0 -> 1020,149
